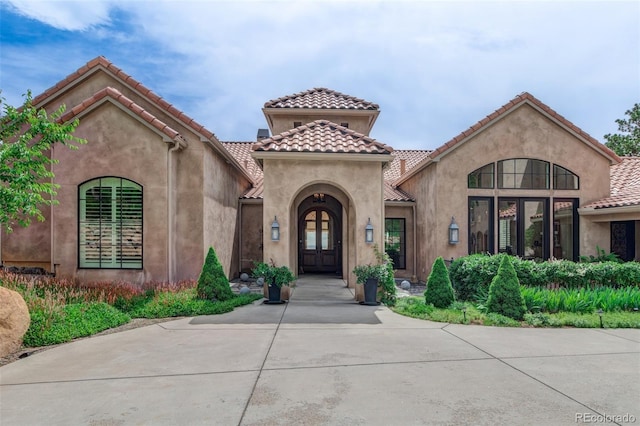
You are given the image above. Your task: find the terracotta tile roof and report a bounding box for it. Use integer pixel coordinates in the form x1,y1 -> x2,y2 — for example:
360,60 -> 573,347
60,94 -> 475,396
394,92 -> 622,186
32,56 -> 220,140
582,157 -> 640,209
222,142 -> 263,180
241,179 -> 264,199
59,86 -> 187,146
264,88 -> 379,110
252,120 -> 393,154
384,182 -> 415,202
384,150 -> 431,181
32,56 -> 253,183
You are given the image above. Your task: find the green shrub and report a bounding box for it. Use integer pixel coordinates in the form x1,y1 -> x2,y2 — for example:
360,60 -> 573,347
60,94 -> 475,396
483,312 -> 521,327
521,286 -> 640,313
196,247 -> 234,302
580,246 -> 622,263
486,256 -> 527,320
392,297 -> 434,318
450,254 -> 640,298
131,290 -> 261,318
23,302 -> 130,347
424,257 -> 455,308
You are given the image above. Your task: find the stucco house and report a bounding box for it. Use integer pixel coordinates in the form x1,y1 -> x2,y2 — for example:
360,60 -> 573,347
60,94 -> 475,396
1,57 -> 638,297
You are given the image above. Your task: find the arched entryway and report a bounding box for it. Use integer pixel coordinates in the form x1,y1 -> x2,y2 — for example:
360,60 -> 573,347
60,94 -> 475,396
298,194 -> 342,275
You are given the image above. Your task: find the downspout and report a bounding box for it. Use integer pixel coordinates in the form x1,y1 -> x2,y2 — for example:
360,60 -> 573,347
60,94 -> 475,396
167,139 -> 183,282
51,144 -> 55,275
238,199 -> 243,275
412,203 -> 417,283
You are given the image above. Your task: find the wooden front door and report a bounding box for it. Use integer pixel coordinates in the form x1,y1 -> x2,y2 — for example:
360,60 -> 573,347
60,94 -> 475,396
300,209 -> 340,273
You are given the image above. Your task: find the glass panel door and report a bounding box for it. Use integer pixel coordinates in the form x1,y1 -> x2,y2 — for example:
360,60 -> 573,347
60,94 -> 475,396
498,200 -> 518,255
523,200 -> 545,260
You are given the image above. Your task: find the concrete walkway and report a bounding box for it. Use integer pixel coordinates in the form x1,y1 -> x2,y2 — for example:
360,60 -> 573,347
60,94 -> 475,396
1,275 -> 639,425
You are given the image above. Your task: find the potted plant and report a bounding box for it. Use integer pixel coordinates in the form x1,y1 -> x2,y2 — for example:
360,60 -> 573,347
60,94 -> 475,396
352,244 -> 397,306
252,260 -> 296,303
353,263 -> 387,305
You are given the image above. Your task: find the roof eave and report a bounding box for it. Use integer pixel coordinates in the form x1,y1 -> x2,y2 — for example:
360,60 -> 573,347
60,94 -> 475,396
251,151 -> 394,164
578,204 -> 640,216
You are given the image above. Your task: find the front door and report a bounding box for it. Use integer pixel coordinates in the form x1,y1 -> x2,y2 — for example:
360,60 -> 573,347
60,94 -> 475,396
300,209 -> 340,273
611,221 -> 636,261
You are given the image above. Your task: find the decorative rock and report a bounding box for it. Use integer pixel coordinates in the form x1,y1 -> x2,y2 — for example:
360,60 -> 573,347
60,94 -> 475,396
240,273 -> 249,282
0,286 -> 31,357
400,280 -> 411,290
239,286 -> 251,295
256,277 -> 264,286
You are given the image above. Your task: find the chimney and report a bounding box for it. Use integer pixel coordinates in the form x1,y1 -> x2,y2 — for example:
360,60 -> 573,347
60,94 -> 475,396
257,128 -> 270,141
400,159 -> 406,176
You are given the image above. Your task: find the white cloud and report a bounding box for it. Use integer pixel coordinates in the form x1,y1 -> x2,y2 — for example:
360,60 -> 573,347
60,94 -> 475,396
2,0 -> 638,148
5,0 -> 114,30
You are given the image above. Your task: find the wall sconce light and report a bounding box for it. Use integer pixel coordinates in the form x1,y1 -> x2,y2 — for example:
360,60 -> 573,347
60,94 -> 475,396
448,216 -> 459,245
271,216 -> 280,241
365,218 -> 374,243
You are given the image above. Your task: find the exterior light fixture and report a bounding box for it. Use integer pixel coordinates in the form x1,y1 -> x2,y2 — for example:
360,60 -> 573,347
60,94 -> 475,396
365,218 -> 374,243
271,216 -> 280,241
449,216 -> 459,245
597,309 -> 603,328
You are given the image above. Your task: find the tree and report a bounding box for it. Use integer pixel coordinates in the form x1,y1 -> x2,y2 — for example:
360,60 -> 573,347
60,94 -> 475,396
0,91 -> 86,232
486,256 -> 527,320
424,256 -> 455,308
604,103 -> 640,156
197,247 -> 234,301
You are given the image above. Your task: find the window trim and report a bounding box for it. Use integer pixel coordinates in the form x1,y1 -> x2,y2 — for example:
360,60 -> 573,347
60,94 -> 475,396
468,197 -> 494,255
78,176 -> 143,270
468,163 -> 495,189
498,197 -> 550,259
553,164 -> 580,190
384,218 -> 406,270
552,198 -> 579,261
497,158 -> 550,190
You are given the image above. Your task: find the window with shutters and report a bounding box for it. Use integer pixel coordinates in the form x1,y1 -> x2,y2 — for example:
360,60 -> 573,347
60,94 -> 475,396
78,177 -> 143,269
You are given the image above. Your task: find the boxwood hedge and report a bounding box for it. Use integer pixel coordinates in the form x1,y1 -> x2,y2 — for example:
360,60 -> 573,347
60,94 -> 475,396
449,253 -> 640,302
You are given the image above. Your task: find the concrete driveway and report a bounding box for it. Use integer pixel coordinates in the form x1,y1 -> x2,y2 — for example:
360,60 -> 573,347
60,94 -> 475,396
1,275 -> 639,425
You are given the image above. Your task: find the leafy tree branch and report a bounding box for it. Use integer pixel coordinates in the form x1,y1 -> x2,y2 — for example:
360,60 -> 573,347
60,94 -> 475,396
0,91 -> 86,232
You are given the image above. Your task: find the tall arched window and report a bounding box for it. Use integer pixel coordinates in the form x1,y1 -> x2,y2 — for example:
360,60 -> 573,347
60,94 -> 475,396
79,177 -> 143,269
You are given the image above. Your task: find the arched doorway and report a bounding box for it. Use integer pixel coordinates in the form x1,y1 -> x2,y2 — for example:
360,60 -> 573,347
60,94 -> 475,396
298,194 -> 342,274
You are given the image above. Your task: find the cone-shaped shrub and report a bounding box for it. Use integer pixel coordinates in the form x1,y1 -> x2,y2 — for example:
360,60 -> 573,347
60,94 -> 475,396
486,256 -> 527,320
424,257 -> 455,308
197,247 -> 234,301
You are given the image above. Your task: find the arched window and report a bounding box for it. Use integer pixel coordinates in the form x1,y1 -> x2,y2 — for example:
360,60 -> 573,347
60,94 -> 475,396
498,159 -> 549,189
468,163 -> 494,188
79,177 -> 143,269
553,164 -> 579,190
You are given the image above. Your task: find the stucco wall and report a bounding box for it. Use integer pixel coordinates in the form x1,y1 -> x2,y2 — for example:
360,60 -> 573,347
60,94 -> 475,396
239,202 -> 264,273
53,102 -> 169,283
4,66 -> 252,284
259,156 -> 387,287
202,143 -> 251,279
384,204 -> 416,280
399,104 -> 614,279
268,113 -> 373,136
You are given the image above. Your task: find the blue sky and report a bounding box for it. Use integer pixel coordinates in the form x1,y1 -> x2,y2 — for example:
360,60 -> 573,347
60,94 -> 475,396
1,0 -> 638,150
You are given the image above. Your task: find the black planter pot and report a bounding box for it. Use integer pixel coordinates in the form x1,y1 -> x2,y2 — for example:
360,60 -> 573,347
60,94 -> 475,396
362,278 -> 379,305
267,284 -> 282,303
